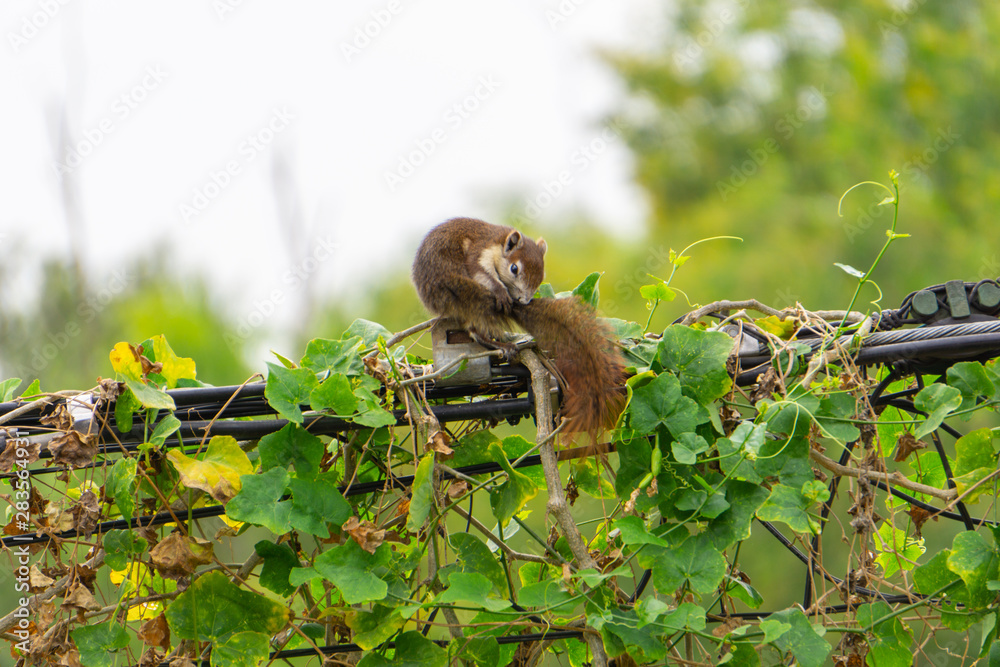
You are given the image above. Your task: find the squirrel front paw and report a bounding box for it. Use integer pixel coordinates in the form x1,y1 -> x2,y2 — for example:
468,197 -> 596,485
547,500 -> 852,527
492,289 -> 513,314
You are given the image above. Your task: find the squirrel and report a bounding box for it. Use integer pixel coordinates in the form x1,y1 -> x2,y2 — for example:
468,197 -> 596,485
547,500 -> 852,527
412,217 -> 624,433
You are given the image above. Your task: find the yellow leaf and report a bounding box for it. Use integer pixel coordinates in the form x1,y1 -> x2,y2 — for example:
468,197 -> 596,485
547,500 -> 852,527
151,335 -> 197,388
755,315 -> 798,339
167,436 -> 253,502
109,342 -> 143,381
110,564 -> 174,620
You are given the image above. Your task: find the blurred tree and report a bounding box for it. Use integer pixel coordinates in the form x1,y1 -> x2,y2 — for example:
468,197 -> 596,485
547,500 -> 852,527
607,0 -> 1000,309
0,255 -> 252,392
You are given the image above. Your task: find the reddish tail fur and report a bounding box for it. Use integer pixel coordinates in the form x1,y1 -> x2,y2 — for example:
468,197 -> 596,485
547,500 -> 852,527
512,297 -> 625,433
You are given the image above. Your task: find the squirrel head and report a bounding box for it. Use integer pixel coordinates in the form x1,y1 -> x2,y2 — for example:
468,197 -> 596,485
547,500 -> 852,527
498,230 -> 547,305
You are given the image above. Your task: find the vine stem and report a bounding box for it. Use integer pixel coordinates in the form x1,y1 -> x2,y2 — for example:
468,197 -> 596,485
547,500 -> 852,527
519,349 -> 608,667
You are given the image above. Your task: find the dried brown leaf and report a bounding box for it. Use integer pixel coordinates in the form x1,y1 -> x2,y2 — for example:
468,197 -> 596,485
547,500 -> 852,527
150,533 -> 214,580
342,516 -> 385,554
63,583 -> 101,613
0,438 -> 40,472
137,613 -> 171,650
893,432 -> 927,463
49,432 -> 98,469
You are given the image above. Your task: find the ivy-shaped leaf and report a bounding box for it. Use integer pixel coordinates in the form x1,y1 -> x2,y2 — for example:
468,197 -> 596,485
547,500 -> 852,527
488,443 -> 538,527
947,531 -> 1000,609
639,534 -> 726,595
291,540 -> 389,605
913,384 -> 963,439
358,631 -> 447,667
346,604 -> 406,650
857,601 -> 913,667
254,540 -> 297,597
150,335 -> 197,388
757,483 -> 823,535
70,622 -> 130,667
167,435 -> 254,503
437,572 -> 511,611
766,608 -> 831,667
165,571 -> 289,644
105,457 -> 137,520
289,473 -> 352,538
258,423 -> 324,478
657,325 -> 734,403
226,468 -> 292,534
626,372 -> 707,437
310,372 -> 359,416
301,337 -> 364,376
264,362 -> 319,424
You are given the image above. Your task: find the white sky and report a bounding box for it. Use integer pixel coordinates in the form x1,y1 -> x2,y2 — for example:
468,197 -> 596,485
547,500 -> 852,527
0,0 -> 654,326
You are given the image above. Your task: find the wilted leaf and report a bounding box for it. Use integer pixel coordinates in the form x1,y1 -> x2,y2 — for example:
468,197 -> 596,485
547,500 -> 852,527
49,432 -> 98,469
342,516 -> 385,554
166,435 -> 253,502
150,533 -> 214,580
137,613 -> 171,651
893,432 -> 926,462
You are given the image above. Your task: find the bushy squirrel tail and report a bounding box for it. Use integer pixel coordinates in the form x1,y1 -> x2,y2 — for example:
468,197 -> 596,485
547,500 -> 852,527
512,297 -> 625,433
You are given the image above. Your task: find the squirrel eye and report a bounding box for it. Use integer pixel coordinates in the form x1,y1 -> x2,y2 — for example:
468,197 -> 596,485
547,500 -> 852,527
511,264 -> 519,276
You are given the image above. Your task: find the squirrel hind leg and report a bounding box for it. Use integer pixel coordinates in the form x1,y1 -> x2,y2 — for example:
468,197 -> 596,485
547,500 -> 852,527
467,327 -> 518,362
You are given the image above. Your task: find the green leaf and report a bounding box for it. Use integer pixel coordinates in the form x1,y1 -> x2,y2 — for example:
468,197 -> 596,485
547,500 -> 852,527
639,534 -> 726,595
301,336 -> 364,376
454,636 -> 501,667
488,443 -> 538,527
352,386 -> 397,428
254,540 -> 298,596
639,281 -> 676,302
657,325 -> 734,403
406,453 -> 436,533
571,271 -> 602,308
451,430 -> 502,468
226,467 -> 292,534
675,489 -> 730,519
70,622 -> 129,667
857,601 -> 913,667
834,262 -> 865,278
873,522 -> 924,578
604,318 -> 645,339
165,571 -> 289,642
0,378 -> 21,402
264,362 -> 319,424
614,516 -> 668,547
449,533 -> 507,591
18,378 -> 41,400
947,361 -> 998,416
626,371 -> 707,437
518,579 -> 576,614
672,432 -> 709,464
167,435 -> 254,503
913,384 -> 963,439
571,456 -> 615,498
437,572 -> 511,611
103,529 -> 147,571
766,608 -> 831,667
124,376 -> 176,410
301,540 -> 389,604
757,482 -> 823,534
948,531 -> 1000,608
707,482 -> 770,550
760,618 -> 791,643
954,427 -> 996,476
289,473 -> 352,537
358,631 -> 448,667
603,609 -> 668,662
105,456 -> 137,520
210,631 -> 271,667
149,414 -> 181,448
726,576 -> 763,609
258,423 -> 324,477
344,319 -> 392,348
346,604 -> 406,650
310,372 -> 359,415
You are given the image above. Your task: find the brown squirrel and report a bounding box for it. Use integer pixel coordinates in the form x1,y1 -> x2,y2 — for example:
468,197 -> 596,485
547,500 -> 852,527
412,217 -> 624,433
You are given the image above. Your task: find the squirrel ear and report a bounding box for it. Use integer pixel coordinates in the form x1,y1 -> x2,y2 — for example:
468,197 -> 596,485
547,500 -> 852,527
504,230 -> 522,254
537,238 -> 547,255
